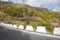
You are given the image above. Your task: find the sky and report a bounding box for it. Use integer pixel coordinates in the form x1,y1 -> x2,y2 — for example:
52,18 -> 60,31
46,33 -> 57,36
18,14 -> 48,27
1,0 -> 8,1
8,0 -> 25,3
26,0 -> 60,11
1,0 -> 60,11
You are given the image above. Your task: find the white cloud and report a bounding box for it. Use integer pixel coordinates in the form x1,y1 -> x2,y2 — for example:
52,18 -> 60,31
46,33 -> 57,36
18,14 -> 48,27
26,0 -> 60,11
1,0 -> 8,1
1,0 -> 60,11
8,0 -> 24,3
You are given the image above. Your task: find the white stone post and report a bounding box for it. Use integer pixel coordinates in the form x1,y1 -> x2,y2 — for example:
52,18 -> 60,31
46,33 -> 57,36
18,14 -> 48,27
18,25 -> 24,29
25,26 -> 33,31
36,26 -> 47,33
53,28 -> 60,35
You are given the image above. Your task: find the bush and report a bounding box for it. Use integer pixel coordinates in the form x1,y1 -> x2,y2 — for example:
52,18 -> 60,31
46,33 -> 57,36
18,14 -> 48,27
46,26 -> 54,34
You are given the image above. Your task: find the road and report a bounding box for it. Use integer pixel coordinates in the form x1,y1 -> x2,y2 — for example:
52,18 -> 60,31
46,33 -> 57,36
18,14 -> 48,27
0,26 -> 60,40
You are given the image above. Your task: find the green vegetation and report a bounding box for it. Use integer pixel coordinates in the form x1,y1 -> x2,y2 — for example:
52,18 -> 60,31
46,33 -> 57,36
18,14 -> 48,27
0,1 -> 60,34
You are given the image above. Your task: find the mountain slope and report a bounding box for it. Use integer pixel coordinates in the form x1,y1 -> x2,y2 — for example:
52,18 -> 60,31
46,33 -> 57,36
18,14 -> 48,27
0,1 -> 60,33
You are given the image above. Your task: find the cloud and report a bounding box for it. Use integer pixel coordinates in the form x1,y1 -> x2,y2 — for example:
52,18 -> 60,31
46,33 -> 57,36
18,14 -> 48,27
1,0 -> 8,1
8,0 -> 24,3
1,0 -> 60,11
26,0 -> 60,11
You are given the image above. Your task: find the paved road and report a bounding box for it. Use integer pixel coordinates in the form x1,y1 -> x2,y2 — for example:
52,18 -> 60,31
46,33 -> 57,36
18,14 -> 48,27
0,26 -> 60,40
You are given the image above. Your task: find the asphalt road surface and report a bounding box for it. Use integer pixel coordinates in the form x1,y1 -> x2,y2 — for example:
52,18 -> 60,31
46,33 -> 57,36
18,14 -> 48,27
0,26 -> 60,40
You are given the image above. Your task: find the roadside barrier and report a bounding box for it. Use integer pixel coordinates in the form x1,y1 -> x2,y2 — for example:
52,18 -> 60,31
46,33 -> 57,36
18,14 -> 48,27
36,26 -> 47,33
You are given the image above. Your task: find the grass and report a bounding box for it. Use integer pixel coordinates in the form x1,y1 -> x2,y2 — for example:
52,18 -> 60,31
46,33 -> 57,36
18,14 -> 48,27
5,21 -> 54,34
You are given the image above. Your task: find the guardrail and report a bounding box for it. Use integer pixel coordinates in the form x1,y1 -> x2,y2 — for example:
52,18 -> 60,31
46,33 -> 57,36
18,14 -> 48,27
0,22 -> 60,35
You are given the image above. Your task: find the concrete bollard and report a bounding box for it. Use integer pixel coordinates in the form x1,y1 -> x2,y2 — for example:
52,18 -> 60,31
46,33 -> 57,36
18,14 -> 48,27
5,24 -> 9,26
6,24 -> 9,26
0,22 -> 5,25
2,23 -> 6,26
53,28 -> 60,35
25,26 -> 34,31
13,25 -> 17,28
36,26 -> 47,33
18,25 -> 24,29
0,23 -> 8,26
9,24 -> 13,27
0,23 -> 10,27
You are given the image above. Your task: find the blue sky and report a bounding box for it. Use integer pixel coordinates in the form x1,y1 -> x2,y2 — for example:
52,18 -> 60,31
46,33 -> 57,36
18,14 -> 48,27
26,0 -> 60,11
1,0 -> 60,11
8,0 -> 24,3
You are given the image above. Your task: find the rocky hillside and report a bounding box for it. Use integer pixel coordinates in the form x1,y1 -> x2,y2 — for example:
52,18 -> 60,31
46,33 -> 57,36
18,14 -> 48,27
0,1 -> 60,33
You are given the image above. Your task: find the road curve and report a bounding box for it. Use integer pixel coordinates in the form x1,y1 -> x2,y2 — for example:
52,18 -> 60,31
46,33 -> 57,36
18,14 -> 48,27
0,26 -> 60,40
